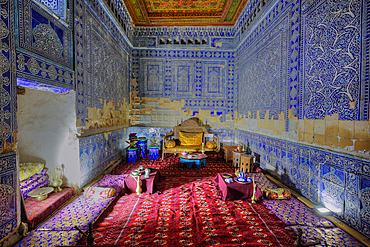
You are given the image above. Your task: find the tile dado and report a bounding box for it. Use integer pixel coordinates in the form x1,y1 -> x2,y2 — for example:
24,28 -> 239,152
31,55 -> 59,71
0,152 -> 18,241
235,129 -> 370,237
79,129 -> 126,186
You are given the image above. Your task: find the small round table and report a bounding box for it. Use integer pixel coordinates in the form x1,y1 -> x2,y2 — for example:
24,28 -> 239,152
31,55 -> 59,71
180,154 -> 207,168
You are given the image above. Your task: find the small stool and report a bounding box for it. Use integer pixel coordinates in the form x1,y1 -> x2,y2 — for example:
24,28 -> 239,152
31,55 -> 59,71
127,148 -> 138,163
240,154 -> 254,173
149,146 -> 160,160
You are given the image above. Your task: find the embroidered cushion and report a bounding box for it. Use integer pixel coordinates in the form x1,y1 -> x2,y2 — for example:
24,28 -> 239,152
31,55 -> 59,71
93,174 -> 126,194
179,132 -> 203,146
264,188 -> 291,200
20,168 -> 48,189
206,141 -> 217,149
83,187 -> 116,199
19,163 -> 45,181
165,140 -> 176,148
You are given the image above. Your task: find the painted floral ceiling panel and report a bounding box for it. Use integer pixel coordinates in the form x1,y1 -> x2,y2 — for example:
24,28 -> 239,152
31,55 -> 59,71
123,0 -> 249,26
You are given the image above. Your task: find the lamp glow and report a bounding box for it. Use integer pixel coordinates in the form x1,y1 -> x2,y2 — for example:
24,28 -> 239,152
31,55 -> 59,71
314,205 -> 333,216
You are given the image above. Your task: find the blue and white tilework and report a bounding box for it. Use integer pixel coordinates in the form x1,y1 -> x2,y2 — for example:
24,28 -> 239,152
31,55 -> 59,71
235,129 -> 370,237
79,129 -> 126,186
0,153 -> 17,241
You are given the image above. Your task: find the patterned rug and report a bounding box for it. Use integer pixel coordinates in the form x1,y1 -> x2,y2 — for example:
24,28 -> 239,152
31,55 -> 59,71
81,155 -> 297,246
111,153 -> 234,178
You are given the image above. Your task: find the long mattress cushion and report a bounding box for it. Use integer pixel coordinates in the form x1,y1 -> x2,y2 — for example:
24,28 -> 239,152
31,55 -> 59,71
15,230 -> 82,247
263,198 -> 334,227
37,195 -> 114,231
249,173 -> 279,190
93,174 -> 126,194
25,187 -> 74,229
287,226 -> 364,247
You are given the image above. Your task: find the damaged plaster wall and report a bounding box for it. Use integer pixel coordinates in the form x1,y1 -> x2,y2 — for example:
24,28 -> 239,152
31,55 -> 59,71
131,49 -> 235,130
17,88 -> 80,187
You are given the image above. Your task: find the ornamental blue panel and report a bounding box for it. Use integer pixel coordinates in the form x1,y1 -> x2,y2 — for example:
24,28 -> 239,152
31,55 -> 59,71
17,0 -> 73,69
140,59 -> 164,97
74,0 -> 131,127
79,129 -> 126,186
172,60 -> 195,99
237,13 -> 289,120
300,0 -> 367,120
202,61 -> 226,99
16,51 -> 74,90
234,129 -> 369,237
0,152 -> 17,241
37,0 -> 67,20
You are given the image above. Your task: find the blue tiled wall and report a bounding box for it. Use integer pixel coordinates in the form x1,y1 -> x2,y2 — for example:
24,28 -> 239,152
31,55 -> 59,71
234,0 -> 370,238
0,0 -> 17,240
75,0 -> 131,186
79,129 -> 126,186
17,0 -> 73,69
235,129 -> 370,236
0,153 -> 17,241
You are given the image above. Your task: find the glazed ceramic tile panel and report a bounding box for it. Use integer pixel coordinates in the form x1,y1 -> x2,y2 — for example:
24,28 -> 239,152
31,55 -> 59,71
300,0 -> 368,121
101,0 -> 135,43
37,0 -> 68,20
0,152 -> 17,241
16,51 -> 74,90
16,0 -> 73,69
134,49 -> 234,126
172,59 -> 195,99
140,59 -> 164,97
79,129 -> 125,186
235,129 -> 370,237
237,14 -> 289,120
236,0 -> 294,121
0,0 -> 16,155
75,0 -> 131,127
0,0 -> 17,241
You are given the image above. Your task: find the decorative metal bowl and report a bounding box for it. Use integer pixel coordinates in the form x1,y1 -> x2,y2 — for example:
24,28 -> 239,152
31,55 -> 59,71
28,187 -> 54,201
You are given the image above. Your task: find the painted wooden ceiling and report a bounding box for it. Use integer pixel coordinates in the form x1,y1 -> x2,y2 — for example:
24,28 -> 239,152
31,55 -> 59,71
122,0 -> 249,26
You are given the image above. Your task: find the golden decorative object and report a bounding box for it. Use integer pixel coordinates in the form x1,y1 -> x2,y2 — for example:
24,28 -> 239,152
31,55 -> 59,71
251,177 -> 257,204
131,170 -> 142,195
27,187 -> 54,201
49,167 -> 63,193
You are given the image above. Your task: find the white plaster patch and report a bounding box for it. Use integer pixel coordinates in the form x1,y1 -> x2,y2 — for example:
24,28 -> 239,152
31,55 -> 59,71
17,88 -> 80,187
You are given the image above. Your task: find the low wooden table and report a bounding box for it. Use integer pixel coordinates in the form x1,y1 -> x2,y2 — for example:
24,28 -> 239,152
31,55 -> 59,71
180,154 -> 207,168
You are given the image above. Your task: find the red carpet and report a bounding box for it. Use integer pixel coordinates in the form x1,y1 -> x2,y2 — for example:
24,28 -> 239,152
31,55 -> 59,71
82,154 -> 296,246
112,153 -> 234,177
